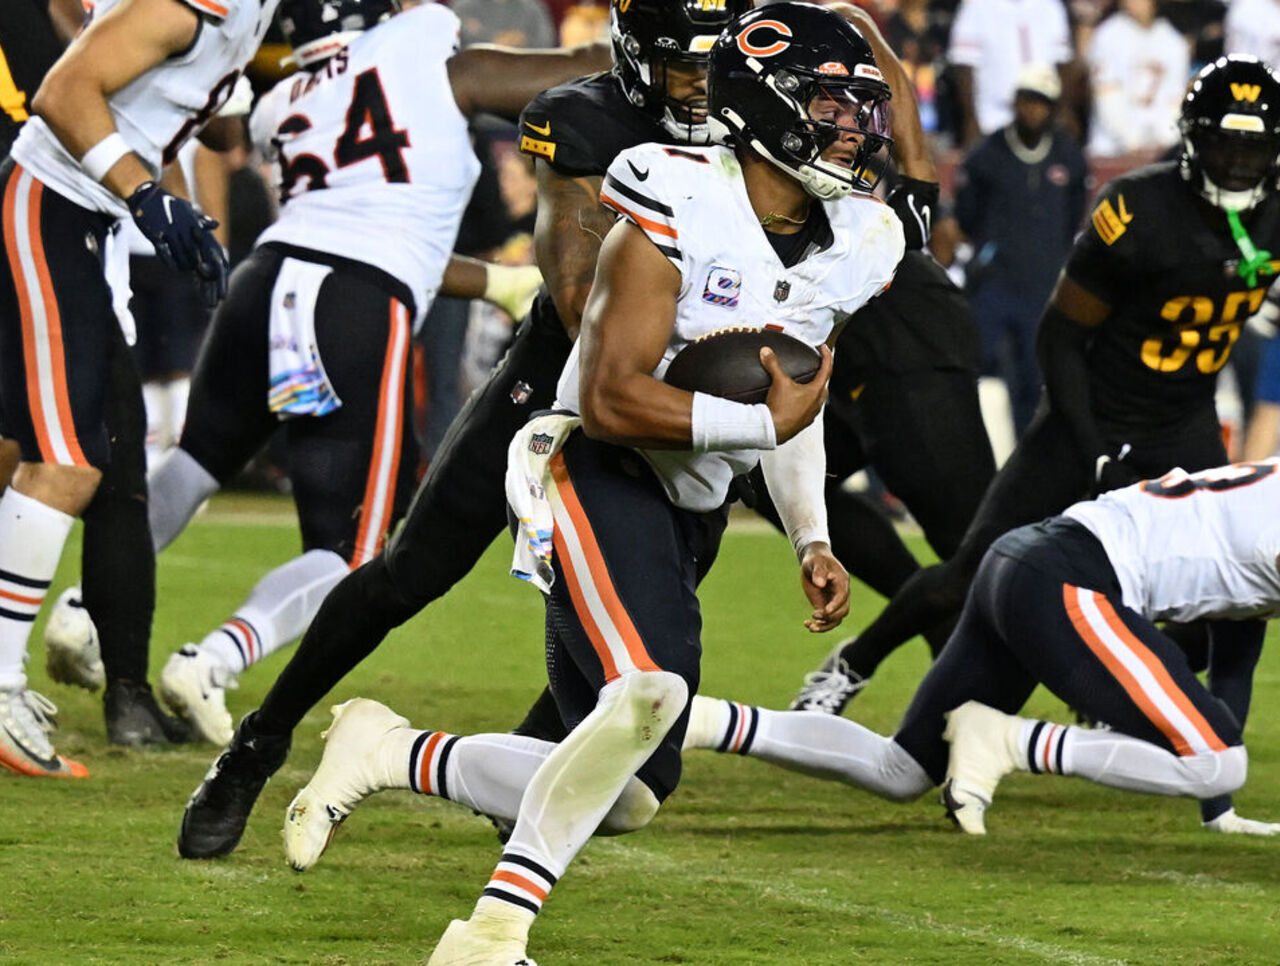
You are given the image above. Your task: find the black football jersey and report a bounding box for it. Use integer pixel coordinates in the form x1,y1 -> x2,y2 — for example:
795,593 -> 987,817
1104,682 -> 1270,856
518,71 -> 667,179
0,0 -> 64,157
835,250 -> 979,377
1067,162 -> 1280,433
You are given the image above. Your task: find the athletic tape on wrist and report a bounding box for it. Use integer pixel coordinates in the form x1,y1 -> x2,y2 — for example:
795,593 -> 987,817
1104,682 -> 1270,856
689,392 -> 777,452
80,132 -> 132,184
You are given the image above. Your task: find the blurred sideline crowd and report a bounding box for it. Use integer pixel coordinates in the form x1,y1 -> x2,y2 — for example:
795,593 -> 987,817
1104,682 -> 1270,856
16,0 -> 1280,503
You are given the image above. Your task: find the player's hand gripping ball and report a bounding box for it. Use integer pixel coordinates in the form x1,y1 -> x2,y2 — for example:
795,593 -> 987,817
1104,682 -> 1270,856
664,328 -> 821,404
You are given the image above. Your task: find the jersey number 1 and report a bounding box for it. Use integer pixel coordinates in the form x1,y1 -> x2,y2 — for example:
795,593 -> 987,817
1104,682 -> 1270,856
275,69 -> 409,202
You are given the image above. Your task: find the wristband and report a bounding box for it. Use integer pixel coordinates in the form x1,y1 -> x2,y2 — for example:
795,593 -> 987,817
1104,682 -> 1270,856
80,132 -> 132,183
689,391 -> 776,452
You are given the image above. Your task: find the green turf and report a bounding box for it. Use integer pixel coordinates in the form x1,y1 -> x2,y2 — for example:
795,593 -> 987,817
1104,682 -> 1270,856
3,494 -> 1280,965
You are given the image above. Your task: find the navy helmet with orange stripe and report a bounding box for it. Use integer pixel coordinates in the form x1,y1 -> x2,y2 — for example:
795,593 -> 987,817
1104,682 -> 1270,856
1179,55 -> 1280,211
708,2 -> 892,200
277,0 -> 401,69
610,0 -> 751,144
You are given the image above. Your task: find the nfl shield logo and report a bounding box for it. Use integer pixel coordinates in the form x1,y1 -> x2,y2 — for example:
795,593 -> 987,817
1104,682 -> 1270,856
773,280 -> 791,302
529,432 -> 554,455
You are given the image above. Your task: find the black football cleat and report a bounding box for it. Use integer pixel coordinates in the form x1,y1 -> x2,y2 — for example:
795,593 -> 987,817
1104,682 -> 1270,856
178,712 -> 291,859
104,679 -> 193,746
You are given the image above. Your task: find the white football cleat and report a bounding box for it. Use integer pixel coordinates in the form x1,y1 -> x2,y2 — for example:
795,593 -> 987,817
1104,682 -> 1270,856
0,687 -> 88,778
942,700 -> 1024,835
283,698 -> 412,871
1203,808 -> 1280,836
427,917 -> 536,966
43,587 -> 105,692
160,645 -> 238,745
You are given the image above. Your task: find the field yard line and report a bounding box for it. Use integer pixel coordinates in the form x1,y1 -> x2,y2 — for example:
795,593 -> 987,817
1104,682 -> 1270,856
590,839 -> 1129,966
1133,869 -> 1267,897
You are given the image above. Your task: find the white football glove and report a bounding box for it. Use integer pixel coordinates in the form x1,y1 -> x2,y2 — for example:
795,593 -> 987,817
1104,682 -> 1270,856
1203,808 -> 1280,836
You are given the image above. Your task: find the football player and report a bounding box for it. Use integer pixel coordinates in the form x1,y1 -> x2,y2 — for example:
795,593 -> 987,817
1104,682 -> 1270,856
175,0 -> 753,859
792,56 -> 1280,740
0,0 -> 278,778
282,7 -> 902,962
687,461 -> 1280,837
58,0 -> 602,750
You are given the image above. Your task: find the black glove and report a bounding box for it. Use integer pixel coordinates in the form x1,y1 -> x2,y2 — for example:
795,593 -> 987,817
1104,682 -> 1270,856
127,180 -> 228,305
1093,451 -> 1142,496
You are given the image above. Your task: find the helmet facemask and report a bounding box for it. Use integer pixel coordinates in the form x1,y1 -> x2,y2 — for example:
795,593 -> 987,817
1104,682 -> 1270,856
1182,127 -> 1280,210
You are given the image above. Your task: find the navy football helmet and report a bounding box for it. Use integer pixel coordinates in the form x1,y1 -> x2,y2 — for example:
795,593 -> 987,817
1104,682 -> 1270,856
1179,55 -> 1280,210
278,0 -> 401,68
611,0 -> 752,143
707,2 -> 892,200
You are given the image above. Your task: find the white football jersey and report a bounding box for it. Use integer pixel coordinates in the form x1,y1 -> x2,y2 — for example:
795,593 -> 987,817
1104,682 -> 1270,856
13,0 -> 277,219
555,142 -> 905,512
252,4 -> 479,330
1086,13 -> 1188,156
1064,461 -> 1280,623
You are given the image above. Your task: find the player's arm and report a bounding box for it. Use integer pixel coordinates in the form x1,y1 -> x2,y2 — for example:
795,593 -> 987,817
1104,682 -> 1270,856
32,0 -> 200,199
533,163 -> 614,341
440,255 -> 543,320
447,43 -> 611,122
760,412 -> 850,633
578,221 -> 831,449
1036,273 -> 1114,475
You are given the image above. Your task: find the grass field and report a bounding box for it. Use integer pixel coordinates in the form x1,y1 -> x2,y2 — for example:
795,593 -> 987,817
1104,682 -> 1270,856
4,492 -> 1280,965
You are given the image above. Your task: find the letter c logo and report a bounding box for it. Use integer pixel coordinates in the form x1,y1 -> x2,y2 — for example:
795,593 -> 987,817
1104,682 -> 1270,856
736,20 -> 792,57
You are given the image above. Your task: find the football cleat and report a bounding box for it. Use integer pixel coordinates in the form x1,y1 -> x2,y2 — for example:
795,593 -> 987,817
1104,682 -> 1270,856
426,917 -> 536,966
105,679 -> 193,746
160,645 -> 238,745
1203,809 -> 1280,836
789,639 -> 866,714
941,700 -> 1024,835
43,586 -> 105,692
178,712 -> 291,859
0,687 -> 88,779
284,698 -> 412,871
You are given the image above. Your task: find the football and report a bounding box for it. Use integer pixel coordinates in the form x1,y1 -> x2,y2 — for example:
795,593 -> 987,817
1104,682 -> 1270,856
664,328 -> 822,404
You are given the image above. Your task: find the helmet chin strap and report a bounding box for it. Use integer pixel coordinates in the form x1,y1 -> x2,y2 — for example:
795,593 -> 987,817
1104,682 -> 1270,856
1226,207 -> 1276,287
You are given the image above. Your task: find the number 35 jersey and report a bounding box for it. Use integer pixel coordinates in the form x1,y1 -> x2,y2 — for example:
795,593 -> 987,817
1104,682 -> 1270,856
1064,461 -> 1280,623
1067,162 -> 1280,434
555,142 -> 905,512
12,0 -> 277,219
251,3 -> 480,329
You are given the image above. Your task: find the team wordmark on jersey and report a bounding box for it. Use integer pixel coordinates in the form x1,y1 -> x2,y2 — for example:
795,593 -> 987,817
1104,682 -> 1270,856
702,266 -> 742,307
1091,194 -> 1134,246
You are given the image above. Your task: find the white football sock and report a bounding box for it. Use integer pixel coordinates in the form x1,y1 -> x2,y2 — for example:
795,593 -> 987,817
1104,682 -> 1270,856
686,696 -> 932,802
148,446 -> 219,552
0,489 -> 75,690
166,377 -> 190,446
1056,725 -> 1247,798
142,381 -> 172,467
477,671 -> 687,921
198,549 -> 346,673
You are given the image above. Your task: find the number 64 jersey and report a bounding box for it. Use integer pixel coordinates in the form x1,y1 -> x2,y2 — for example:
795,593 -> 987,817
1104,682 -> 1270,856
250,3 -> 479,330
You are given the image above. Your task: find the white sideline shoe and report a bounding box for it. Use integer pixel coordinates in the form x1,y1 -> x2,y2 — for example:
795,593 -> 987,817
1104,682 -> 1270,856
427,917 -> 536,966
160,646 -> 238,745
942,700 -> 1023,835
44,587 -> 105,692
0,687 -> 88,778
283,698 -> 411,871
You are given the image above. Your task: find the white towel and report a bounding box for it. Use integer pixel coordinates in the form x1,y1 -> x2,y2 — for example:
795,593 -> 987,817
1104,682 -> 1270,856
101,223 -> 136,346
267,258 -> 342,418
504,412 -> 581,593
